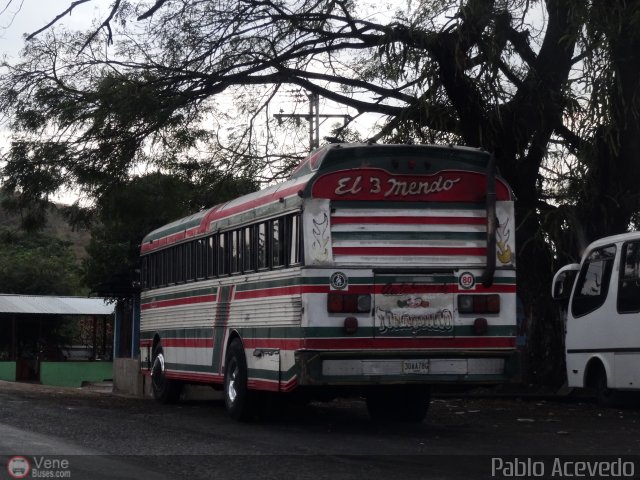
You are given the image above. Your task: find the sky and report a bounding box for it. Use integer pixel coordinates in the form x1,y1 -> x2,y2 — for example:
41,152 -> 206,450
0,0 -> 112,60
0,0 -> 388,204
0,0 -> 114,204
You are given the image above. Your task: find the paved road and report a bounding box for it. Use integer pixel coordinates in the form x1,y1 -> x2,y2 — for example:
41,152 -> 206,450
0,381 -> 639,479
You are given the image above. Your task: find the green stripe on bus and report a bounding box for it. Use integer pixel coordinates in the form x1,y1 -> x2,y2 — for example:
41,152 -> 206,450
234,273 -> 491,293
140,328 -> 214,340
144,212 -> 208,242
208,197 -> 303,233
248,365 -> 298,382
165,363 -> 216,373
142,287 -> 218,303
247,368 -> 280,381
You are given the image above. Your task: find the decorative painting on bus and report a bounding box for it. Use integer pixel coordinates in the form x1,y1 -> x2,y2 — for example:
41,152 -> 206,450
373,274 -> 455,338
311,169 -> 512,202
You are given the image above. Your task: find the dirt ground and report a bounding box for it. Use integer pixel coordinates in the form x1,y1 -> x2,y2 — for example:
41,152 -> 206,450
0,380 -> 639,479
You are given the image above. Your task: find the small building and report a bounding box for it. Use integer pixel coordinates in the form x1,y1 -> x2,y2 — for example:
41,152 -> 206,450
0,294 -> 115,387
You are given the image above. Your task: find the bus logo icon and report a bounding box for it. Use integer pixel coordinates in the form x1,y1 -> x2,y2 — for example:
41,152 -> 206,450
7,456 -> 30,479
330,272 -> 348,290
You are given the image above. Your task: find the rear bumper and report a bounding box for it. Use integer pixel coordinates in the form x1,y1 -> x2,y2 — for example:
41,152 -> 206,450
295,350 -> 519,386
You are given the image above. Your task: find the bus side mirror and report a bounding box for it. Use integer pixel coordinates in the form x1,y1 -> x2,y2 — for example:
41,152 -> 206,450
551,264 -> 580,305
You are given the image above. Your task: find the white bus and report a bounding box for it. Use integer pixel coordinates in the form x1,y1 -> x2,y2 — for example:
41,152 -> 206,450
552,232 -> 640,405
139,143 -> 518,421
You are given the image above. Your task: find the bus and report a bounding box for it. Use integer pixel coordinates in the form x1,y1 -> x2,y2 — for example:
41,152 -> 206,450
139,143 -> 518,421
552,232 -> 640,405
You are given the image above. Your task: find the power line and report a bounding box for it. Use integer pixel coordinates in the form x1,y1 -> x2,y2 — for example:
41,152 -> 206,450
274,93 -> 351,152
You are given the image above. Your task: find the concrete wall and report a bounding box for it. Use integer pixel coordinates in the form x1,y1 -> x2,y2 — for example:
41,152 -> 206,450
0,362 -> 16,382
40,361 -> 113,388
113,358 -> 145,397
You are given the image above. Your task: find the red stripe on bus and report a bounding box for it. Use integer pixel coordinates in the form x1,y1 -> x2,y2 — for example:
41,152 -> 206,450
234,285 -> 327,300
242,338 -> 304,350
141,294 -> 217,310
334,247 -> 487,256
331,216 -> 485,225
141,183 -> 307,253
165,371 -> 223,384
214,184 -> 304,222
247,377 -> 298,393
280,377 -> 298,392
302,337 -> 515,350
235,286 -> 300,300
247,379 -> 280,392
161,338 -> 214,348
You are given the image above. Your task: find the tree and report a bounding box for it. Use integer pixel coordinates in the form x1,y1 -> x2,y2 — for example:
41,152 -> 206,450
80,169 -> 258,292
3,0 -> 640,384
0,227 -> 84,295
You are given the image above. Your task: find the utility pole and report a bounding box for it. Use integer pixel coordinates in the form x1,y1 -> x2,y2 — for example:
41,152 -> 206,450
274,92 -> 351,152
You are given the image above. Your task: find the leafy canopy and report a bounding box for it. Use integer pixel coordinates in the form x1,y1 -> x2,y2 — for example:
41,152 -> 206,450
0,227 -> 85,295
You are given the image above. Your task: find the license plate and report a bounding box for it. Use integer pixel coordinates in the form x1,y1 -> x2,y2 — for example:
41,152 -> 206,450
402,359 -> 430,374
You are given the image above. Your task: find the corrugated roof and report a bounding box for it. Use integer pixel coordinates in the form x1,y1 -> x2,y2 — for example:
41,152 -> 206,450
0,295 -> 115,315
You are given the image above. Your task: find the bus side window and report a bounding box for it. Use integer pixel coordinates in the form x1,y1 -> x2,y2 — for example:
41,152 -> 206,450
243,226 -> 255,273
618,241 -> 640,313
218,233 -> 228,276
230,230 -> 240,274
196,239 -> 204,279
571,245 -> 616,318
257,223 -> 268,270
153,252 -> 160,288
272,218 -> 284,268
160,250 -> 167,286
288,214 -> 303,266
207,236 -> 216,278
166,247 -> 173,284
192,240 -> 198,281
176,244 -> 185,283
184,242 -> 193,281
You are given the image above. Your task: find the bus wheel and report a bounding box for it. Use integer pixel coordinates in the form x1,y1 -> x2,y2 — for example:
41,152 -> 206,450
592,363 -> 623,407
366,386 -> 431,423
151,346 -> 182,404
224,339 -> 255,421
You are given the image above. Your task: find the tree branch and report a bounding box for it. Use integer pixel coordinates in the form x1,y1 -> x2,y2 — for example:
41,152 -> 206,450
26,0 -> 92,40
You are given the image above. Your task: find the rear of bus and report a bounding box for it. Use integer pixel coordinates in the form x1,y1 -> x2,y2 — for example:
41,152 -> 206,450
295,144 -> 517,420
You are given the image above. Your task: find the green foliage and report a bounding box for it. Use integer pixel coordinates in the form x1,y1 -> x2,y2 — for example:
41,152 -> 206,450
0,227 -> 85,295
80,170 -> 258,291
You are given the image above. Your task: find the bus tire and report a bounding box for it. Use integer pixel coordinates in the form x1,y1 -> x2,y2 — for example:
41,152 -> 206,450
151,346 -> 183,404
592,363 -> 624,407
224,339 -> 255,421
366,386 -> 431,423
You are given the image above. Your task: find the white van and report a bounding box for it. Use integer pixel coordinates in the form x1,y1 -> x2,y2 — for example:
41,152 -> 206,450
552,232 -> 640,405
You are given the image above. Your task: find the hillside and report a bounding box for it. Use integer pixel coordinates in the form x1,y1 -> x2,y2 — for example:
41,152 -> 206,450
0,202 -> 91,260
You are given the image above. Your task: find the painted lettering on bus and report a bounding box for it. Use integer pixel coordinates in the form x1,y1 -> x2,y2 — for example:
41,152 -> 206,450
384,176 -> 461,197
335,176 -> 363,195
375,307 -> 454,334
333,174 -> 462,198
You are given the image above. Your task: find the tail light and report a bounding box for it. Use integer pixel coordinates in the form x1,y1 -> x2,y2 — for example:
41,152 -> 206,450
458,294 -> 500,314
328,293 -> 371,313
